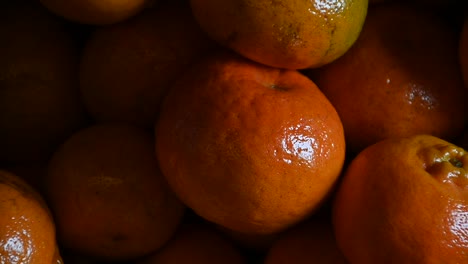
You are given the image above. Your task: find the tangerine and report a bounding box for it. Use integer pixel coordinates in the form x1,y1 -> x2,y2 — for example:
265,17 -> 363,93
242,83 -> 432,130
189,0 -> 368,69
45,123 -> 185,260
333,134 -> 468,263
155,50 -> 345,235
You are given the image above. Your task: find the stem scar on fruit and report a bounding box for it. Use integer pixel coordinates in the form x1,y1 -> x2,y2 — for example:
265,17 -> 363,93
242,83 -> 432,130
421,144 -> 468,185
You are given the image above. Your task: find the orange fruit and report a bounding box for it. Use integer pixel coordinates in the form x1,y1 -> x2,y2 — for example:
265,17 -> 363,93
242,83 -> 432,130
333,134 -> 468,263
137,223 -> 247,264
38,0 -> 147,25
155,50 -> 346,235
189,0 -> 368,69
308,3 -> 468,155
264,217 -> 348,264
460,15 -> 468,89
79,1 -> 214,127
0,170 -> 57,264
45,123 -> 185,261
0,1 -> 87,166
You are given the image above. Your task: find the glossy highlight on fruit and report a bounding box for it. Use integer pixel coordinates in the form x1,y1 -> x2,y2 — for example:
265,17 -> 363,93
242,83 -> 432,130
189,0 -> 368,69
156,50 -> 346,235
1,0 -> 468,262
333,134 -> 468,263
0,170 -> 57,264
45,124 -> 185,261
309,3 -> 468,154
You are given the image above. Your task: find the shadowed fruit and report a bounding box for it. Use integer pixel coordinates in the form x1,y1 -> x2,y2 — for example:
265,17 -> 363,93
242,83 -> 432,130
264,217 -> 348,264
45,123 -> 185,261
333,134 -> 468,263
216,225 -> 280,251
137,223 -> 247,264
0,170 -> 57,264
309,3 -> 468,155
155,50 -> 346,235
0,1 -> 87,166
79,1 -> 214,127
189,0 -> 368,69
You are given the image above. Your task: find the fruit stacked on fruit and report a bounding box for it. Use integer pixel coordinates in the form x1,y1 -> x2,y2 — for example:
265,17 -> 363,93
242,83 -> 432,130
1,0 -> 467,263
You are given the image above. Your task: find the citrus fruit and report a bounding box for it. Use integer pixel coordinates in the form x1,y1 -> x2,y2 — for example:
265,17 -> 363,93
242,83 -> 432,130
0,170 -> 57,264
308,3 -> 468,155
79,1 -> 214,127
333,134 -> 468,263
189,0 -> 368,69
45,123 -> 185,261
155,50 -> 346,235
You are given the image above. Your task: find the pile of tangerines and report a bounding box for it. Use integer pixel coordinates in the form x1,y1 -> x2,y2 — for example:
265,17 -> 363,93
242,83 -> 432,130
1,0 -> 468,263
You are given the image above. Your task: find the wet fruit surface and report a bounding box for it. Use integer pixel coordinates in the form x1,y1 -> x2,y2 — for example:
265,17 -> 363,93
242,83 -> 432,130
189,0 -> 369,69
156,51 -> 345,235
1,0 -> 468,263
0,170 -> 57,264
333,135 -> 468,263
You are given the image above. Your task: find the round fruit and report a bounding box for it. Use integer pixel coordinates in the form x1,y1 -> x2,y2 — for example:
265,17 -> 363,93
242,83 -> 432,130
79,1 -> 214,127
155,50 -> 346,235
0,170 -> 57,264
45,123 -> 185,261
189,0 -> 368,69
308,3 -> 468,155
333,134 -> 468,263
